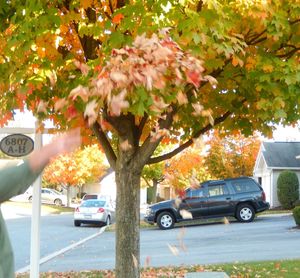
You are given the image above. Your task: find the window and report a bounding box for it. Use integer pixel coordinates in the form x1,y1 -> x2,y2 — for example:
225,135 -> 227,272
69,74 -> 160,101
208,184 -> 228,197
231,179 -> 259,193
186,188 -> 206,198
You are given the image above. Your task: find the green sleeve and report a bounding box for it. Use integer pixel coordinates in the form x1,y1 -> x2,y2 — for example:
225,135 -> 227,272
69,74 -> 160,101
0,160 -> 42,203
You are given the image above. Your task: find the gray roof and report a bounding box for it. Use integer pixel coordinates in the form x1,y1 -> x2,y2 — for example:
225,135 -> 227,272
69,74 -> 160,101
262,142 -> 300,168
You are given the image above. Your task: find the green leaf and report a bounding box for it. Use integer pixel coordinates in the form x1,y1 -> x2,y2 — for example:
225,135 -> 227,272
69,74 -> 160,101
274,110 -> 287,119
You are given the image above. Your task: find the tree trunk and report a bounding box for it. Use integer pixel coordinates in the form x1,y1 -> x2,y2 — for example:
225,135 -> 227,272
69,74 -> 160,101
66,186 -> 70,207
115,161 -> 141,278
153,179 -> 158,203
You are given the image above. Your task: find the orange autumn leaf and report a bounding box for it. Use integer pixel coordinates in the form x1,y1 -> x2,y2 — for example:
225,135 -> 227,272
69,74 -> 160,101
112,13 -> 124,24
232,55 -> 240,67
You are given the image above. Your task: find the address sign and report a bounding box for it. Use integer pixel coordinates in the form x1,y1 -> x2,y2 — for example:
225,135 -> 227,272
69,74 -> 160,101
0,134 -> 34,157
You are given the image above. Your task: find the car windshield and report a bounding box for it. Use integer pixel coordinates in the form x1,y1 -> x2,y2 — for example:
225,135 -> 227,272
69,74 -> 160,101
81,200 -> 106,207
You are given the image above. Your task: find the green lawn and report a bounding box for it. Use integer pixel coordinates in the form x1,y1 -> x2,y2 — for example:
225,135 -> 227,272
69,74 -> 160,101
16,259 -> 300,277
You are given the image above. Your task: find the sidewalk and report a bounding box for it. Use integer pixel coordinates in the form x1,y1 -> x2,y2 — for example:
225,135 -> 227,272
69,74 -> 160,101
1,202 -> 55,219
2,201 -> 149,220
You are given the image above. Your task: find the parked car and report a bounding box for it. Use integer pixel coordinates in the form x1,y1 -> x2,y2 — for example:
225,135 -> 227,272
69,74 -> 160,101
82,193 -> 107,201
20,187 -> 67,206
144,177 -> 270,230
74,199 -> 115,227
81,193 -> 116,208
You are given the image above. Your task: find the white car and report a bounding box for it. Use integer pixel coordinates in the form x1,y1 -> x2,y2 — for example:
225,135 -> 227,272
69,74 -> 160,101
74,199 -> 114,227
11,187 -> 67,206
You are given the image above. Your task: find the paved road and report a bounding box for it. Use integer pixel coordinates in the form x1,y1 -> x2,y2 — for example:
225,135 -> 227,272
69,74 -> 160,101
6,214 -> 102,271
5,213 -> 300,273
39,214 -> 300,272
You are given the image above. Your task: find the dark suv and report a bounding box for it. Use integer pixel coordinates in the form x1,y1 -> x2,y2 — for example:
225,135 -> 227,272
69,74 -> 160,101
144,177 -> 270,229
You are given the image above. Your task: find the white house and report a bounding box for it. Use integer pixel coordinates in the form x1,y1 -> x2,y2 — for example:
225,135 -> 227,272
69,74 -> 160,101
82,169 -> 147,206
253,142 -> 300,208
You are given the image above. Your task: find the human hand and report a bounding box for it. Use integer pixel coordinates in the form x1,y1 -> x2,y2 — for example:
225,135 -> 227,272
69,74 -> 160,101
28,128 -> 81,172
51,128 -> 81,156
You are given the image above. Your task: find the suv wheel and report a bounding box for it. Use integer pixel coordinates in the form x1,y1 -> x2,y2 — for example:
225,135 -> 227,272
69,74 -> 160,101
157,211 -> 175,230
236,204 -> 255,222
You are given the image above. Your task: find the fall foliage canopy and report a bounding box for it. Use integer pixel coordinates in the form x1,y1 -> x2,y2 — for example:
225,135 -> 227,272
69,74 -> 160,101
1,1 -> 299,277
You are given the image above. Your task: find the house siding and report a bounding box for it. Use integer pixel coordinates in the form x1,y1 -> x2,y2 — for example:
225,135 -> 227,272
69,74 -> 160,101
82,172 -> 148,205
254,142 -> 300,208
260,171 -> 272,206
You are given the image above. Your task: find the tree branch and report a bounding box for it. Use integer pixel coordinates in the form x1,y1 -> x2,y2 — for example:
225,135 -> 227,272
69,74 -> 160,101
290,18 -> 300,25
136,106 -> 177,167
91,122 -> 117,170
276,47 -> 300,59
147,110 -> 232,164
197,0 -> 203,12
137,114 -> 148,141
245,30 -> 267,45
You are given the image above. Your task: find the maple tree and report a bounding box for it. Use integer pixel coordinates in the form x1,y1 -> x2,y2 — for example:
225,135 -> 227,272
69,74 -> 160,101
43,144 -> 108,186
205,131 -> 261,179
142,144 -> 174,203
43,144 -> 108,205
1,1 -> 299,277
164,147 -> 212,197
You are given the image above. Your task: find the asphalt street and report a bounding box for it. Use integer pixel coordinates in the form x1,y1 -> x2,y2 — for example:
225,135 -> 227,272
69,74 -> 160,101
4,211 -> 300,274
38,214 -> 300,272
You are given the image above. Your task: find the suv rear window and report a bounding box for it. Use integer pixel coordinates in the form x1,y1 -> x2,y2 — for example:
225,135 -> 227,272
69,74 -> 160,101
208,184 -> 229,196
231,179 -> 259,193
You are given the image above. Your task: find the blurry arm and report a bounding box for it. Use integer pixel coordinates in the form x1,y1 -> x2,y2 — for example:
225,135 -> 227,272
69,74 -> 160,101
28,129 -> 81,173
0,129 -> 81,203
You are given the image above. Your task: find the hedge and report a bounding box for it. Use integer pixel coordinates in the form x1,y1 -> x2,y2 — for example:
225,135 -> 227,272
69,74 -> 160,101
293,206 -> 300,226
277,171 -> 299,209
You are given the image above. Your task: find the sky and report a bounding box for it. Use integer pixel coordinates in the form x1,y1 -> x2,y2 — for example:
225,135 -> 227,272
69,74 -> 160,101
3,110 -> 300,142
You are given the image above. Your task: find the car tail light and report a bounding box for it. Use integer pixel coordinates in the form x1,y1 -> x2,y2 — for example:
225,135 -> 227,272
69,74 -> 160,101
262,191 -> 266,201
75,207 -> 80,212
97,208 -> 105,213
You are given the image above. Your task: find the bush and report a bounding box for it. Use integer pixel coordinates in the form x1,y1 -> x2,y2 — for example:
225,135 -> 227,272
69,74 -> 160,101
293,206 -> 300,226
294,199 -> 300,207
277,171 -> 299,209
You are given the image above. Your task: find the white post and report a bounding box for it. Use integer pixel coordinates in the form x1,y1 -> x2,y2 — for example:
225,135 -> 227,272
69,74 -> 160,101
30,123 -> 43,278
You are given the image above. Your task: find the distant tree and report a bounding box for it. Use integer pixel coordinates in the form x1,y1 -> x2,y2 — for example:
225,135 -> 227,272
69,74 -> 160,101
142,144 -> 174,203
205,131 -> 261,179
43,144 -> 108,205
164,147 -> 212,197
277,171 -> 299,209
142,162 -> 164,203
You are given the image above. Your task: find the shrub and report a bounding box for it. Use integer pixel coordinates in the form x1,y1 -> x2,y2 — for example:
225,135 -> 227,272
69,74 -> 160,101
277,171 -> 299,209
294,199 -> 300,207
293,206 -> 300,226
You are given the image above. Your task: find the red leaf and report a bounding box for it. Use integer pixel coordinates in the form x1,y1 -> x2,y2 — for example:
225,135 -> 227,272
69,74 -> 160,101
112,14 -> 124,24
186,70 -> 201,87
66,105 -> 77,119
